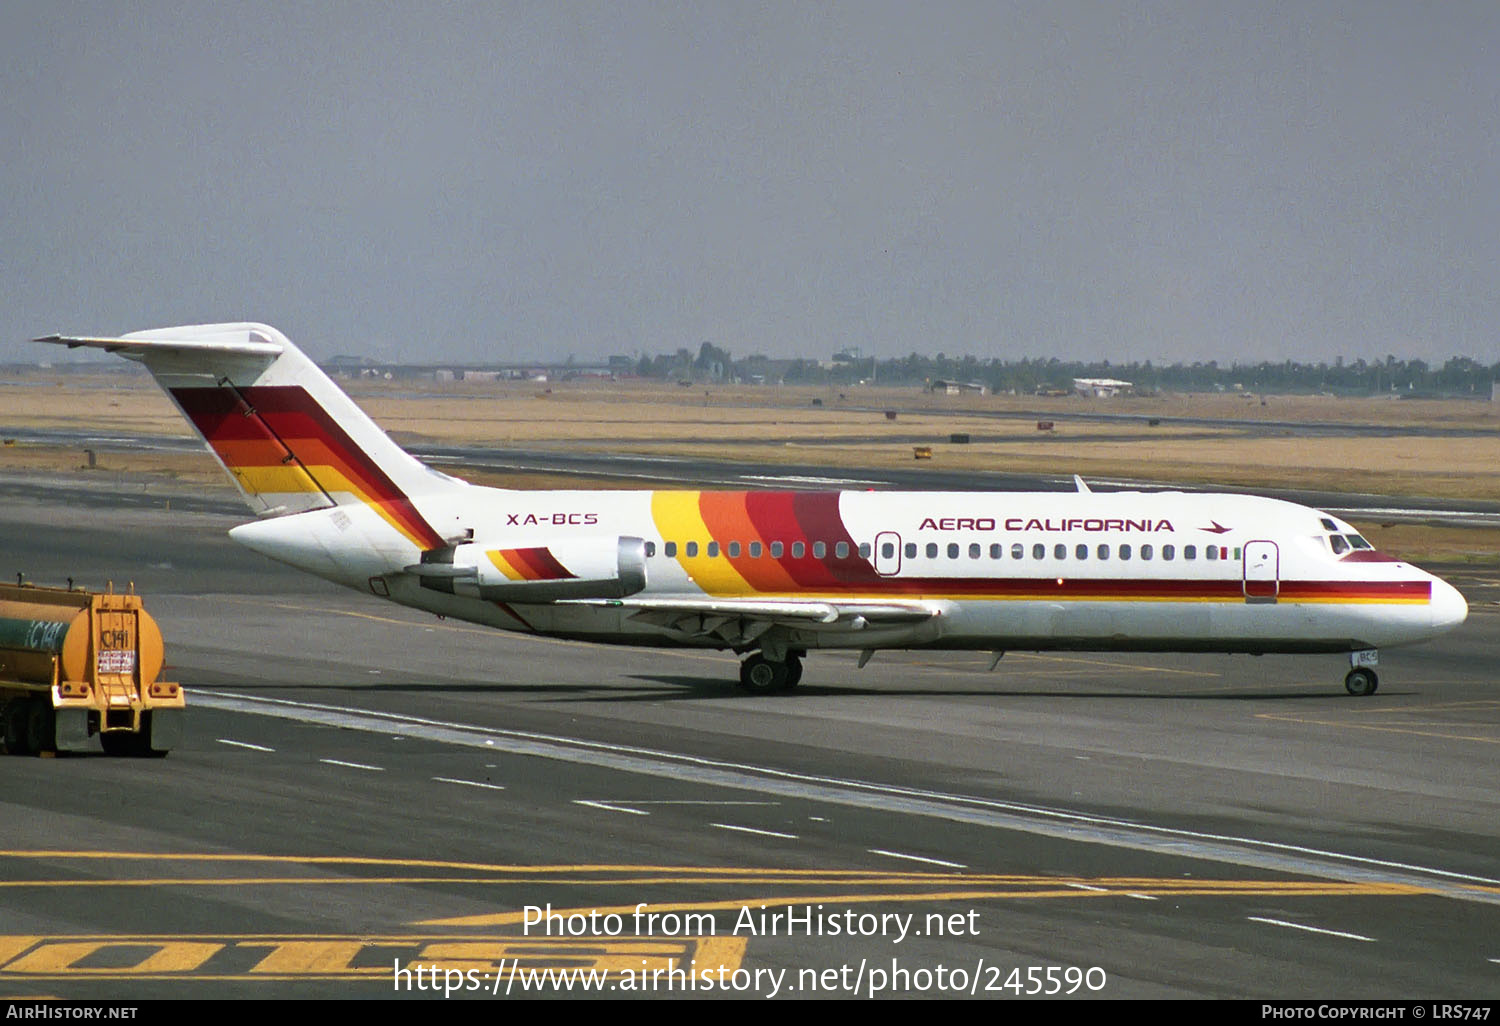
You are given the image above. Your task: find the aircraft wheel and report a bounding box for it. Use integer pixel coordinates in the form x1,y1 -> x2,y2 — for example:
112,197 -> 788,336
24,698 -> 55,755
738,654 -> 791,693
1344,668 -> 1379,697
786,654 -> 803,688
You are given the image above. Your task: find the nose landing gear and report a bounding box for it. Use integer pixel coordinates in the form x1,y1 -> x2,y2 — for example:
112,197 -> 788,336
1344,667 -> 1379,696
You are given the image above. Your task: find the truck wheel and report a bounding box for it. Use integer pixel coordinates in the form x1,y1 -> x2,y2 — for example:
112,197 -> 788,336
132,712 -> 170,758
24,699 -> 55,755
3,701 -> 29,755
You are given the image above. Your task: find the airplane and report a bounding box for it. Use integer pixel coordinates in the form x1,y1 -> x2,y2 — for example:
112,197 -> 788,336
36,323 -> 1468,696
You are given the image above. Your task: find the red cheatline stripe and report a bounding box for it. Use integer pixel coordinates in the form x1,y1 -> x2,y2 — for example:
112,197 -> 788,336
791,492 -> 881,587
698,492 -> 797,593
688,576 -> 1430,601
172,385 -> 443,550
502,547 -> 575,581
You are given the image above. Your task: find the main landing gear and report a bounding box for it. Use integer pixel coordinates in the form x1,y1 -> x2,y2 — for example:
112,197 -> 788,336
1344,668 -> 1379,697
738,651 -> 803,693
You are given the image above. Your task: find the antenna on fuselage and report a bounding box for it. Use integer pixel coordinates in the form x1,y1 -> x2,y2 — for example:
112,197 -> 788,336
1073,474 -> 1092,494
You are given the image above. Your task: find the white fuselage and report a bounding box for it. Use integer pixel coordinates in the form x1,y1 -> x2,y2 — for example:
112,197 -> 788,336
230,484 -> 1468,657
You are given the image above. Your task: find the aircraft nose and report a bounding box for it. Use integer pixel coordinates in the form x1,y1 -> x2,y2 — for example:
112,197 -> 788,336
1430,577 -> 1468,633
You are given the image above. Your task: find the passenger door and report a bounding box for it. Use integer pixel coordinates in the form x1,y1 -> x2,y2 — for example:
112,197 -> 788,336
874,531 -> 902,576
1243,540 -> 1279,603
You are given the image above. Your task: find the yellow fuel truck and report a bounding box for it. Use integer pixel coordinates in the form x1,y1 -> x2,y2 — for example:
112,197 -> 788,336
0,581 -> 184,756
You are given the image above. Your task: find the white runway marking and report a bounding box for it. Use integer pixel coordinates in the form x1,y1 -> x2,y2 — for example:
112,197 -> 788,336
621,800 -> 779,805
1247,917 -> 1374,942
319,758 -> 383,771
192,688 -> 1500,906
216,738 -> 274,752
433,776 -> 506,791
739,474 -> 883,486
712,823 -> 798,840
868,849 -> 967,869
574,800 -> 648,815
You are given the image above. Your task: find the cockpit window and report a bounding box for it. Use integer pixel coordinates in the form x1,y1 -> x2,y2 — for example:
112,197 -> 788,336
1319,517 -> 1339,531
1329,535 -> 1349,555
1348,535 -> 1373,550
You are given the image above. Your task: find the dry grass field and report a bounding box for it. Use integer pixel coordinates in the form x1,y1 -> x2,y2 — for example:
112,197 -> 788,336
3,369 -> 1498,564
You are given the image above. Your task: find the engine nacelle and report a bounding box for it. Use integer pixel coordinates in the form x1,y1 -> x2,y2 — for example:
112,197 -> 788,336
411,536 -> 647,601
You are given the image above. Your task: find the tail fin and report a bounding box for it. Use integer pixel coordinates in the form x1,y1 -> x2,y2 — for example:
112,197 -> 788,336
36,323 -> 451,550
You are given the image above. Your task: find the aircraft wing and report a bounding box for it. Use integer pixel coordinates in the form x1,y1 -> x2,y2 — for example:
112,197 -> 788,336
562,596 -> 941,642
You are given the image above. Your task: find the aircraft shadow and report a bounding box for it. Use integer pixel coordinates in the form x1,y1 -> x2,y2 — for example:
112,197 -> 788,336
615,675 -> 1396,702
185,676 -> 1398,703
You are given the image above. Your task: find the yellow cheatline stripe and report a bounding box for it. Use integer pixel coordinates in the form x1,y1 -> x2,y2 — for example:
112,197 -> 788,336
662,585 -> 1429,605
651,491 -> 752,594
231,464 -> 434,549
486,549 -> 529,581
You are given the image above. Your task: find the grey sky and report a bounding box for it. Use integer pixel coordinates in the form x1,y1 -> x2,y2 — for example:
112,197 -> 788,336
2,2 -> 1495,366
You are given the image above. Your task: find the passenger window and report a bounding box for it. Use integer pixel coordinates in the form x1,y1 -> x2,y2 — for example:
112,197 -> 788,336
791,541 -> 805,558
1119,543 -> 1131,560
1141,544 -> 1153,560
1206,545 -> 1217,561
664,542 -> 677,557
1054,544 -> 1066,560
1075,543 -> 1088,560
770,541 -> 783,558
925,543 -> 939,559
881,542 -> 894,559
905,543 -> 917,558
686,541 -> 699,557
1012,543 -> 1024,559
968,543 -> 981,559
1033,544 -> 1045,560
858,542 -> 871,558
706,541 -> 719,558
1162,545 -> 1175,560
947,543 -> 960,559
990,543 -> 1002,559
749,541 -> 762,558
1184,545 -> 1196,560
727,541 -> 740,558
1097,544 -> 1109,560
835,541 -> 849,558
812,541 -> 826,558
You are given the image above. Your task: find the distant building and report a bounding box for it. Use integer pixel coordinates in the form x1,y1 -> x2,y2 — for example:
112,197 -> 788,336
929,379 -> 988,396
1073,377 -> 1134,398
